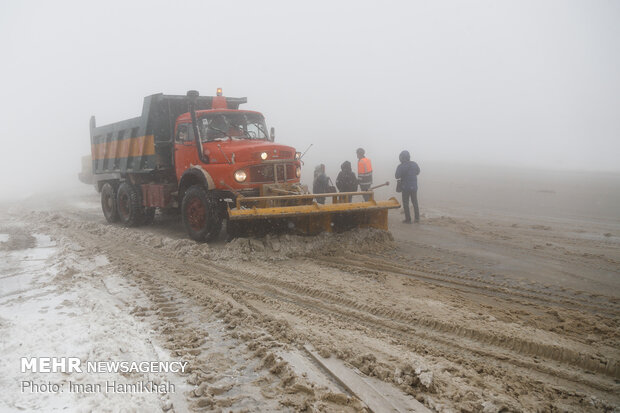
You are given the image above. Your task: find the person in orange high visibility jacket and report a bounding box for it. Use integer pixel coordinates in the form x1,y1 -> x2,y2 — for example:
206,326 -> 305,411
356,148 -> 373,201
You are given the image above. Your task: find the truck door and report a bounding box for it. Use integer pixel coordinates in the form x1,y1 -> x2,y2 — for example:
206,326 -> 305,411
174,123 -> 199,180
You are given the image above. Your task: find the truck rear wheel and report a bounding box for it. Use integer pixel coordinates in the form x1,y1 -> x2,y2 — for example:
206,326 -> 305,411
101,183 -> 119,223
182,186 -> 222,242
117,182 -> 144,227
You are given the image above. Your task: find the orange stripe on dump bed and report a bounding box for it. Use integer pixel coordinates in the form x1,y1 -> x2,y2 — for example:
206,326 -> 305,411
91,135 -> 155,160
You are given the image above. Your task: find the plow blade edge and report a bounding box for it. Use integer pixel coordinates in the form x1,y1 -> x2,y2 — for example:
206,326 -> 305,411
227,197 -> 400,236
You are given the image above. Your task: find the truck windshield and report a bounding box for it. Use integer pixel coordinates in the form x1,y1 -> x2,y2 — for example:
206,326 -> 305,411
199,112 -> 268,142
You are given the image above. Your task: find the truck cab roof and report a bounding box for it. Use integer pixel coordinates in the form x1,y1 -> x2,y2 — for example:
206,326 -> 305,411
175,109 -> 263,124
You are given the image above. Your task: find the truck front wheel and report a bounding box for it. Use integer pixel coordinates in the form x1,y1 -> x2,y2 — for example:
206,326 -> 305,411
117,182 -> 144,227
182,186 -> 222,242
101,182 -> 119,223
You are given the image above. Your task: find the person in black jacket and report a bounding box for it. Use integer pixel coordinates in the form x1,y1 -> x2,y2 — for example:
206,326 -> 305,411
395,150 -> 420,223
336,161 -> 358,193
313,164 -> 330,204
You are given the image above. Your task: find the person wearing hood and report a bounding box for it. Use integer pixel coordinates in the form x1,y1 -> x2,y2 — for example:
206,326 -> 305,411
395,150 -> 420,223
313,164 -> 331,204
336,161 -> 358,193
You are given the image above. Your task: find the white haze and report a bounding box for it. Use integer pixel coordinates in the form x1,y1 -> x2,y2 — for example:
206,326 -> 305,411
0,0 -> 618,200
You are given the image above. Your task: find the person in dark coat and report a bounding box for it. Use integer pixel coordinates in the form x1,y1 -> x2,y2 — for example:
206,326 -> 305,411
313,164 -> 330,204
395,150 -> 420,223
336,161 -> 358,193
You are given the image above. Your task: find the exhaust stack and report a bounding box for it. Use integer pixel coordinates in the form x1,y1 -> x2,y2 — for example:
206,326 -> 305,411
186,90 -> 209,164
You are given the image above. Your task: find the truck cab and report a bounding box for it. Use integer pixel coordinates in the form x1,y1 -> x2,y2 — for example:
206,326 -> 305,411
173,108 -> 301,195
168,91 -> 303,241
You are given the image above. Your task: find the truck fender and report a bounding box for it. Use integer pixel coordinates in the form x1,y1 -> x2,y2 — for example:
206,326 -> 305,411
179,165 -> 215,199
189,165 -> 216,188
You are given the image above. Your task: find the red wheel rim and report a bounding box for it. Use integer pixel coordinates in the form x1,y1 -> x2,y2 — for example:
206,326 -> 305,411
186,197 -> 206,232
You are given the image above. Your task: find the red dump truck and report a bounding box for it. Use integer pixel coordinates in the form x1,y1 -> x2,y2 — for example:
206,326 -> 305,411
88,89 -> 399,241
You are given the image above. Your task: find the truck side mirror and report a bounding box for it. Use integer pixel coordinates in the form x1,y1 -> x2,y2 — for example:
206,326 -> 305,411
270,127 -> 275,141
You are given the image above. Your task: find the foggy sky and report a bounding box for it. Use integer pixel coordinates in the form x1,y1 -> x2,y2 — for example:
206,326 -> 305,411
0,0 -> 618,199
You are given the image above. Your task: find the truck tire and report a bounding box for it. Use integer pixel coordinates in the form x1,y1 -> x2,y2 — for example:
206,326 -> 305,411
101,182 -> 119,223
116,182 -> 144,227
182,185 -> 222,242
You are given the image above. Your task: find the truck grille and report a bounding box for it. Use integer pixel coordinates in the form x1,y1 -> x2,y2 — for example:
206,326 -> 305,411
249,164 -> 296,183
279,151 -> 292,159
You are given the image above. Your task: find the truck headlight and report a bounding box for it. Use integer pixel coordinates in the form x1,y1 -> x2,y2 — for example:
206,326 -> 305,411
260,152 -> 268,160
296,166 -> 301,178
234,170 -> 247,183
295,152 -> 301,160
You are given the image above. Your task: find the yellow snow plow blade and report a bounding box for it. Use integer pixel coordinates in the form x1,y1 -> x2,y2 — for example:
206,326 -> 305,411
227,191 -> 400,236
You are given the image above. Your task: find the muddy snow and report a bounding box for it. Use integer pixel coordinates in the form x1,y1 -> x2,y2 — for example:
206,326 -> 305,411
0,226 -> 185,412
0,173 -> 619,412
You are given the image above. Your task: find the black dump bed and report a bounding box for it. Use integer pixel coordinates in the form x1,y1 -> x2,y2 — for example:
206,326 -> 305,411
90,93 -> 247,175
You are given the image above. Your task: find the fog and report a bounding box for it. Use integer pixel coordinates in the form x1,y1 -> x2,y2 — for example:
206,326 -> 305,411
1,0 -> 619,200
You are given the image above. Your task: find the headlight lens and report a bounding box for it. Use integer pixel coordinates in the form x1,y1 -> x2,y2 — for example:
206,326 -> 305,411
295,151 -> 301,160
234,170 -> 247,183
296,166 -> 301,178
260,152 -> 268,160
